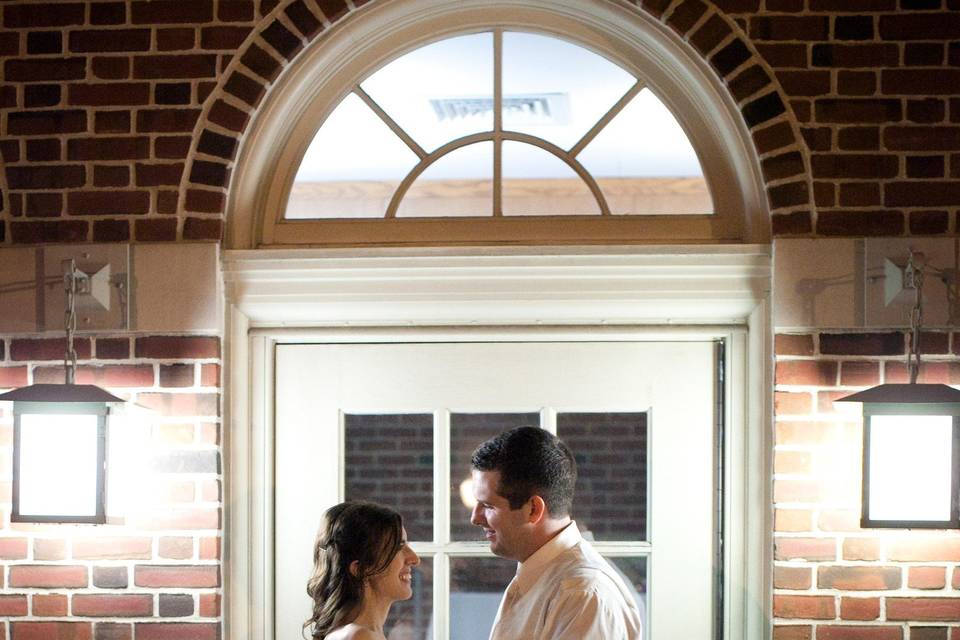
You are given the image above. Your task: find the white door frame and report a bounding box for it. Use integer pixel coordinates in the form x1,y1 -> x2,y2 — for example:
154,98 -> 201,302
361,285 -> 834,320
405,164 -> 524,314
221,245 -> 773,640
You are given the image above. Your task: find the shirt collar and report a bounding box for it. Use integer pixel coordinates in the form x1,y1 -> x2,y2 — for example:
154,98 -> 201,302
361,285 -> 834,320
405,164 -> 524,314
514,520 -> 582,595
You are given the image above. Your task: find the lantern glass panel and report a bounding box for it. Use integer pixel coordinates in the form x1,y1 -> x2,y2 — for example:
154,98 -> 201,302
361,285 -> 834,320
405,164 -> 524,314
18,413 -> 100,517
868,414 -> 953,523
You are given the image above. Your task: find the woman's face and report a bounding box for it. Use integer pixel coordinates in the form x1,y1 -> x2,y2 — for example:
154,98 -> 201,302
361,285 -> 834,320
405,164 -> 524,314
368,527 -> 420,602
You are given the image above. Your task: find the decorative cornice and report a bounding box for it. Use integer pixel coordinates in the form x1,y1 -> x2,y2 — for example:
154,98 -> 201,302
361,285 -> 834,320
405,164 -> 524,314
223,245 -> 771,326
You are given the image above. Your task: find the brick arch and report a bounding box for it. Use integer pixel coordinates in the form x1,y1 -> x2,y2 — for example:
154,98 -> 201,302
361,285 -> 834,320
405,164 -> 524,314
174,0 -> 343,241
649,0 -> 814,235
192,0 -> 811,244
0,146 -> 8,244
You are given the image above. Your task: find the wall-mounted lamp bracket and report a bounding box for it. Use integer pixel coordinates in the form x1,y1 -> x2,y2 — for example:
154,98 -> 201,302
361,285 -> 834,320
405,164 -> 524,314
39,245 -> 129,333
865,238 -> 958,327
64,258 -> 113,312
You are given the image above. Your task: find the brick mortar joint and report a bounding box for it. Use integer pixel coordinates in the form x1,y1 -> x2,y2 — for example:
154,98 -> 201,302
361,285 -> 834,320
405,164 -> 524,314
699,2 -> 816,222
176,0 -> 335,222
0,332 -> 221,340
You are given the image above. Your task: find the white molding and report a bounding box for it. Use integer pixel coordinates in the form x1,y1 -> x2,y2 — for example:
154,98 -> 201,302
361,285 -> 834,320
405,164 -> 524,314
226,0 -> 768,248
223,245 -> 771,326
727,300 -> 774,640
223,246 -> 772,640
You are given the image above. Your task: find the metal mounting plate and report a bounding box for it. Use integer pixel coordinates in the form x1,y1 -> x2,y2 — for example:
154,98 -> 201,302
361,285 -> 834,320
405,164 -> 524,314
40,245 -> 130,333
865,238 -> 958,328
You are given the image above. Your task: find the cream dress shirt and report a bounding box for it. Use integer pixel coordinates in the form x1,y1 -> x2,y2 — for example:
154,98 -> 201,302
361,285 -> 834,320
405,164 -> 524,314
489,521 -> 643,640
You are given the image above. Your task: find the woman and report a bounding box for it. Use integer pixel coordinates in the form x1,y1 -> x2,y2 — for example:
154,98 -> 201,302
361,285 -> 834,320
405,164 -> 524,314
304,501 -> 421,640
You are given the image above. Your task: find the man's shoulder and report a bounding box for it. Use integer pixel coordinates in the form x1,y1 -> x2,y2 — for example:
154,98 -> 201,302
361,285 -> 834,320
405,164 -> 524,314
551,545 -> 613,583
556,565 -> 625,594
548,544 -> 623,591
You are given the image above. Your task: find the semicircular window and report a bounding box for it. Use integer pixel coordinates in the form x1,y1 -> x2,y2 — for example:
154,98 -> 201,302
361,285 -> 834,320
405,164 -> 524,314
284,30 -> 712,220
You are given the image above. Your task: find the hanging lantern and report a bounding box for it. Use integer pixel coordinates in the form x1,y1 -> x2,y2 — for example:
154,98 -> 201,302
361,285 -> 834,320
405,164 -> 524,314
838,252 -> 960,529
0,259 -> 123,523
839,383 -> 960,529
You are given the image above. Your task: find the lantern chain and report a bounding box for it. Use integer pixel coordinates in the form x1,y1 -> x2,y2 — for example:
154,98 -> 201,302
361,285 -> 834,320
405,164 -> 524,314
64,259 -> 79,386
906,252 -> 924,385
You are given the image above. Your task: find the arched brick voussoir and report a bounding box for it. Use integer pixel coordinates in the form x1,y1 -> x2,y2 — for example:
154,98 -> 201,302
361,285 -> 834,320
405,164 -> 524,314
187,0 -> 809,240
0,69 -> 16,244
641,0 -> 814,237
0,152 -> 9,246
179,0 -> 350,241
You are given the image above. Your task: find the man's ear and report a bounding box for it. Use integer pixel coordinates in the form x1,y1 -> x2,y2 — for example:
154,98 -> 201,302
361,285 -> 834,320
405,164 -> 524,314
527,495 -> 547,524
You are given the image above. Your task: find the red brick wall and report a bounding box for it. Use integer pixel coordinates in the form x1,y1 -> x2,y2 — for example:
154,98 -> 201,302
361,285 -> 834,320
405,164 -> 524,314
1,0 -> 959,241
0,0 -> 264,243
0,334 -> 221,640
774,331 -> 960,639
1,0 -> 960,636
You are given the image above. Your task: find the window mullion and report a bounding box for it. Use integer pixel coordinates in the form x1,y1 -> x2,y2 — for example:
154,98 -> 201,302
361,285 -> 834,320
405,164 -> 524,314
337,409 -> 346,500
568,80 -> 645,158
434,408 -> 451,640
542,406 -> 556,435
434,551 -> 450,640
435,409 -> 450,544
493,30 -> 503,217
354,86 -> 428,160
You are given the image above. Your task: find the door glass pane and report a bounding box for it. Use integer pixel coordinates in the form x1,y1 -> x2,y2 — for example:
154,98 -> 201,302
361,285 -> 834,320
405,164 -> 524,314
361,33 -> 494,152
396,142 -> 493,218
450,556 -> 516,640
344,413 -> 434,542
557,412 -> 648,541
450,412 -> 541,541
502,141 -> 600,216
386,556 -> 433,640
608,556 -> 649,630
286,93 -> 418,219
502,32 -> 636,151
577,88 -> 713,215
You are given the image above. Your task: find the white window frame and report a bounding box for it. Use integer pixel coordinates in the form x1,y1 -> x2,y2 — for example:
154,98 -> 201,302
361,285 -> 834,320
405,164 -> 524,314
227,0 -> 769,248
221,245 -> 773,640
286,28 -> 711,220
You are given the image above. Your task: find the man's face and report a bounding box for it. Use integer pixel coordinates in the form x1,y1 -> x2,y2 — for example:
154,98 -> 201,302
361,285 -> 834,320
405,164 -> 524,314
470,469 -> 532,561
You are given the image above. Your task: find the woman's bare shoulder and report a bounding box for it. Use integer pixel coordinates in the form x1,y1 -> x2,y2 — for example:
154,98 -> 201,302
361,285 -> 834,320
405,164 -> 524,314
325,624 -> 384,640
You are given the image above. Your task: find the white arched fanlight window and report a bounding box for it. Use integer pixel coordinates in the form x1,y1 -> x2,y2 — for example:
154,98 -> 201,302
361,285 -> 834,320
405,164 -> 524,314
287,31 -> 711,221
231,2 -> 767,247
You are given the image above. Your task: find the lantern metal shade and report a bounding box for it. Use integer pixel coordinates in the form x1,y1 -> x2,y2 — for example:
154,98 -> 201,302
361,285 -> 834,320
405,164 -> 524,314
0,384 -> 123,524
838,383 -> 960,529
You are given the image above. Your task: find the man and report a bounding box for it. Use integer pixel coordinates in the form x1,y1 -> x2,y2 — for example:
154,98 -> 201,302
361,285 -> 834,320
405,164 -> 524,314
470,426 -> 643,640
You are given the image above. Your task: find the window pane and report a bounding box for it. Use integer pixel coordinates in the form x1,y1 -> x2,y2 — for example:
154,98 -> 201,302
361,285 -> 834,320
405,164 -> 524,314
396,142 -> 493,218
386,556 -> 433,640
286,93 -> 419,219
608,556 -> 649,629
450,413 -> 541,541
868,415 -> 954,522
344,414 -> 433,541
557,412 -> 648,541
18,414 -> 100,517
578,89 -> 713,215
450,556 -> 516,640
502,141 -> 600,216
502,32 -> 636,152
362,33 -> 494,152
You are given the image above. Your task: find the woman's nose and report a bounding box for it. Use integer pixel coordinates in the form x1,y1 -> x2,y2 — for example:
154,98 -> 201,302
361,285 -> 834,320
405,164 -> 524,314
408,549 -> 420,565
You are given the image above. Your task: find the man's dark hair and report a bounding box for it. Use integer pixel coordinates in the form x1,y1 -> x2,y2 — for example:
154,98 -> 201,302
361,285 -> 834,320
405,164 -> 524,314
471,426 -> 577,517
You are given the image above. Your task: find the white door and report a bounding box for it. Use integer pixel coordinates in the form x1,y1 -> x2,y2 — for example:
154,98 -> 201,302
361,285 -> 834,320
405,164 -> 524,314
274,339 -> 717,640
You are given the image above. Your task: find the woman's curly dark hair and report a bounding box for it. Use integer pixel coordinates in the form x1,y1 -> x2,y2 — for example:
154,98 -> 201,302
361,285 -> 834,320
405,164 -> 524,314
303,501 -> 404,639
